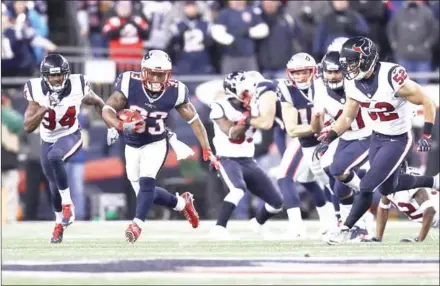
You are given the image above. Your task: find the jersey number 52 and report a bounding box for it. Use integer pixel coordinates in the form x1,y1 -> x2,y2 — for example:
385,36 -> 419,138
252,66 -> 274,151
360,102 -> 399,122
43,106 -> 76,130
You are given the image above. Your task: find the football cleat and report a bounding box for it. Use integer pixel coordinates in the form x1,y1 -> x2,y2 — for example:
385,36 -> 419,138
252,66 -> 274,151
125,223 -> 142,243
50,223 -> 64,244
61,204 -> 75,227
207,225 -> 233,240
326,225 -> 351,245
180,192 -> 199,228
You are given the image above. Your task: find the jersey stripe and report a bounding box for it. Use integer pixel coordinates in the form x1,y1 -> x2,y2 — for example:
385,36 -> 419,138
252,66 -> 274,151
387,65 -> 400,90
25,81 -> 34,101
79,75 -> 85,95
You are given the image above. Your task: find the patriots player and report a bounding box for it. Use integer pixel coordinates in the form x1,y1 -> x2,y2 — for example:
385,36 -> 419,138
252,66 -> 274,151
102,50 -> 219,243
317,36 -> 439,244
209,71 -> 284,239
277,52 -> 339,235
23,54 -> 108,243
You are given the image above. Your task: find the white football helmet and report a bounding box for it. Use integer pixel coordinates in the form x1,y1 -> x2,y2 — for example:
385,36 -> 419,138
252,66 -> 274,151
327,37 -> 349,53
141,50 -> 172,92
286,53 -> 316,90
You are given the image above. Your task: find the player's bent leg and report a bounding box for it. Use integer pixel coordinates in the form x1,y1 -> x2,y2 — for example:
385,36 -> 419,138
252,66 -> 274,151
216,158 -> 247,230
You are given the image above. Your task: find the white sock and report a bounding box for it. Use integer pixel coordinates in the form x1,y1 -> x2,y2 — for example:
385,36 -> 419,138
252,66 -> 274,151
133,218 -> 144,229
316,203 -> 336,225
286,207 -> 303,226
340,204 -> 352,221
59,188 -> 72,204
130,181 -> 140,197
55,212 -> 63,224
344,173 -> 361,192
173,194 -> 185,211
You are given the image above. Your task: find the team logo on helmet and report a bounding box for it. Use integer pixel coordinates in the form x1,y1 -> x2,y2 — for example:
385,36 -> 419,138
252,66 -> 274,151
351,38 -> 372,57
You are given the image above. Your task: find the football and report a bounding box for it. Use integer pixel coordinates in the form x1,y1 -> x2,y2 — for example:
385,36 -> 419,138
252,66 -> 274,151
118,109 -> 143,123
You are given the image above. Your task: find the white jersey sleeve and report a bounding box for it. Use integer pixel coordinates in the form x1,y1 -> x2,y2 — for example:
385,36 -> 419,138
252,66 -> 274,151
210,101 -> 225,120
174,80 -> 189,107
388,64 -> 409,92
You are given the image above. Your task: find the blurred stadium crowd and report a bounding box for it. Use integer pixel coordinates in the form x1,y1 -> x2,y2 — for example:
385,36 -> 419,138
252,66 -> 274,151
2,0 -> 440,223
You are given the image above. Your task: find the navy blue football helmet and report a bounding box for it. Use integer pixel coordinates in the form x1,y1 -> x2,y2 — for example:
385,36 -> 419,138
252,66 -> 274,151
223,71 -> 245,97
321,51 -> 344,89
40,54 -> 70,93
339,36 -> 378,80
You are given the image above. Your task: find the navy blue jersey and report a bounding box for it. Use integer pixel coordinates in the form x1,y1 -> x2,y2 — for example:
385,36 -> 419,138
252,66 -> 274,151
115,72 -> 189,147
170,19 -> 213,74
276,79 -> 319,147
1,26 -> 36,72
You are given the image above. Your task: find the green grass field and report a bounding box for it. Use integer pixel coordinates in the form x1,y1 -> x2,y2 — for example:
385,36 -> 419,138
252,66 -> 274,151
2,220 -> 439,285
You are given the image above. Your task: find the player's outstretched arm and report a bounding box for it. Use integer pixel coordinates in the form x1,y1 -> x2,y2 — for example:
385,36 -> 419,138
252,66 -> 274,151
82,89 -> 105,116
249,91 -> 277,130
176,102 -> 219,169
23,101 -> 48,133
323,97 -> 359,142
397,79 -> 436,137
102,91 -> 128,130
413,189 -> 436,242
376,196 -> 391,241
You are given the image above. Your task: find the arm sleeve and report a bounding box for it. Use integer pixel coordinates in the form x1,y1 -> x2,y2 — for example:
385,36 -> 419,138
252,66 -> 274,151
209,102 -> 225,120
114,72 -> 131,98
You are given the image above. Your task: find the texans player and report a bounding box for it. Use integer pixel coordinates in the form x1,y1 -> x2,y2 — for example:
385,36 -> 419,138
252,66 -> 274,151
363,167 -> 439,243
317,36 -> 439,244
23,54 -> 109,243
209,71 -> 283,239
313,51 -> 373,228
102,50 -> 219,243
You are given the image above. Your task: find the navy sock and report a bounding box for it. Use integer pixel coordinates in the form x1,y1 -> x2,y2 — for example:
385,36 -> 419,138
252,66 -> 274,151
255,205 -> 274,225
340,194 -> 354,205
153,187 -> 178,209
135,177 -> 156,222
48,181 -> 62,212
395,174 -> 434,192
277,178 -> 301,209
345,192 -> 372,228
216,201 -> 236,227
357,169 -> 367,179
302,181 -> 326,207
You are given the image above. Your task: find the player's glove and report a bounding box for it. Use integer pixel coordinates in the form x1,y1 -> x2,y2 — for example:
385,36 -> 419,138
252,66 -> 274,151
203,148 -> 220,171
400,237 -> 419,243
121,119 -> 146,134
417,135 -> 432,152
107,127 -> 119,146
361,236 -> 382,243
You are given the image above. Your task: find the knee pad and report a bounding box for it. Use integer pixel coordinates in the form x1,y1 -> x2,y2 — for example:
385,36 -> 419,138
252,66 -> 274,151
224,188 -> 245,206
265,202 -> 283,214
47,148 -> 63,163
139,177 -> 155,193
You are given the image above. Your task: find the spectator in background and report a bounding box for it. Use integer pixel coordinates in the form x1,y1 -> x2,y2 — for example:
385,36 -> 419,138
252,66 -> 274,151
141,1 -> 173,51
1,94 -> 24,223
167,1 -> 215,75
77,0 -> 113,57
102,1 -> 149,73
1,4 -> 56,86
349,0 -> 391,61
387,0 -> 439,85
66,108 -> 90,220
313,0 -> 369,61
285,1 -> 331,54
22,126 -> 51,221
257,0 -> 299,79
211,0 -> 269,74
9,0 -> 48,65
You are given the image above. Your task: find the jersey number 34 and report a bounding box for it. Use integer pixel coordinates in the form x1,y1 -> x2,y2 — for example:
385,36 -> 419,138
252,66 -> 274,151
43,106 -> 76,130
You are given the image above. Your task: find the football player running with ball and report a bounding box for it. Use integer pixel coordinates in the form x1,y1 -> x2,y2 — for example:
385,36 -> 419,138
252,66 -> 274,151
102,50 -> 219,243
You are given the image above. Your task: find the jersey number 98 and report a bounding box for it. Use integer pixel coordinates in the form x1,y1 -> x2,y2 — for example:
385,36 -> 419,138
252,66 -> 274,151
130,105 -> 167,135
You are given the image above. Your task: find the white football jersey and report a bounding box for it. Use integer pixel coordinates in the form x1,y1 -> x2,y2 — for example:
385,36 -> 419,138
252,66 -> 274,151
387,188 -> 439,226
314,78 -> 372,141
344,62 -> 415,136
210,98 -> 256,158
24,74 -> 88,143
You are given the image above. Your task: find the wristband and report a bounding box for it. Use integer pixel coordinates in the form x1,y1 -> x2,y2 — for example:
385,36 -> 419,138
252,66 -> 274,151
379,200 -> 391,209
328,130 -> 339,143
423,122 -> 433,137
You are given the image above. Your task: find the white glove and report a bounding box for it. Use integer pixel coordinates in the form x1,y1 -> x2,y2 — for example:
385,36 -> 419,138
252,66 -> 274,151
168,131 -> 195,160
107,127 -> 120,146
